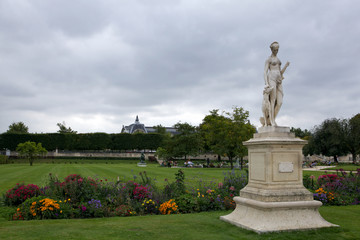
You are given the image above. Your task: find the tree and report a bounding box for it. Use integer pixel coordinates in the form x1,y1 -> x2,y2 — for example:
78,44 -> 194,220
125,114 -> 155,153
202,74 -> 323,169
57,122 -> 77,134
6,122 -> 29,134
344,114 -> 360,164
16,141 -> 47,166
153,125 -> 167,135
311,118 -> 347,163
162,122 -> 203,160
200,107 -> 256,169
290,127 -> 311,140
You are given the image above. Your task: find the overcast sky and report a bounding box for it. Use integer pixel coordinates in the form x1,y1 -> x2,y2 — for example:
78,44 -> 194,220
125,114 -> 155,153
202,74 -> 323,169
0,0 -> 359,133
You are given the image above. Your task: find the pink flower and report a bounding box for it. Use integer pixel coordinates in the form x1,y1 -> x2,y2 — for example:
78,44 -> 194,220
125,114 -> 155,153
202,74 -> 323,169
229,186 -> 235,191
218,182 -> 223,188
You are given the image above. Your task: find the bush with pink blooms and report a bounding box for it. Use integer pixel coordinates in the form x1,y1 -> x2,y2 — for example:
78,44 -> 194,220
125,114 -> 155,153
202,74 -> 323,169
4,183 -> 41,206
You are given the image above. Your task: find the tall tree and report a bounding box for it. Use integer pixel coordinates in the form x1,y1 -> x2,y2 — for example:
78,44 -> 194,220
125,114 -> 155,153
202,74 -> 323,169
311,118 -> 347,163
57,122 -> 77,134
16,141 -> 47,166
6,122 -> 29,134
165,122 -> 203,160
200,107 -> 256,169
344,114 -> 360,163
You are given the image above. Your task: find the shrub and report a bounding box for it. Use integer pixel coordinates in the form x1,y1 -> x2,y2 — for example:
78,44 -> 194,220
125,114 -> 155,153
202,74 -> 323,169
175,194 -> 198,213
313,169 -> 360,205
222,170 -> 248,193
317,174 -> 340,186
46,174 -> 99,204
141,199 -> 158,215
4,183 -> 41,206
159,199 -> 178,215
114,205 -> 136,217
16,196 -> 73,220
133,185 -> 152,200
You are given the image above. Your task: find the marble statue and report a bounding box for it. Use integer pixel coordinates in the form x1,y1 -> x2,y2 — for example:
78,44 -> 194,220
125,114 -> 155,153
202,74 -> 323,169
261,41 -> 290,126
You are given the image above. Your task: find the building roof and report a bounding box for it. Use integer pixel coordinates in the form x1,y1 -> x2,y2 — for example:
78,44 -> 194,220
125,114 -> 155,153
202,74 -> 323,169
121,116 -> 178,135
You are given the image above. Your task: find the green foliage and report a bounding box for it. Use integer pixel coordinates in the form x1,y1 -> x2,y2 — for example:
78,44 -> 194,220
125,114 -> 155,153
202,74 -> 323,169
0,155 -> 8,164
159,123 -> 203,160
175,194 -> 198,213
45,174 -> 99,204
6,122 -> 29,134
290,127 -> 311,139
200,107 -> 256,169
17,195 -> 73,220
345,114 -> 360,163
310,118 -> 347,159
0,133 -> 164,151
16,141 -> 47,166
172,122 -> 203,159
57,122 -> 77,134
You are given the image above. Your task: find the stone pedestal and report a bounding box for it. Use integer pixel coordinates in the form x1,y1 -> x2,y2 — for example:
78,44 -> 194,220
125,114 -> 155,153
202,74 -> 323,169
220,126 -> 337,233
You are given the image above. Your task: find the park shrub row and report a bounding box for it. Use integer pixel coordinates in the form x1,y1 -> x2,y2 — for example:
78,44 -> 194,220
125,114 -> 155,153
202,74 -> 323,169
0,133 -> 164,151
3,170 -> 246,220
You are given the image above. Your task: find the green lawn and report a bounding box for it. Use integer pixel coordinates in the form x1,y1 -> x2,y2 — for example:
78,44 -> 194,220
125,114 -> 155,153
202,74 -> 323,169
0,163 -> 231,193
0,206 -> 359,240
326,164 -> 360,171
1,163 -> 360,239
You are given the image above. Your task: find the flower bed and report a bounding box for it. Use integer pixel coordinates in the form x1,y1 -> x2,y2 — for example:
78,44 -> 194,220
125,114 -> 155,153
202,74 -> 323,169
305,169 -> 360,205
2,169 -> 246,220
5,168 -> 359,220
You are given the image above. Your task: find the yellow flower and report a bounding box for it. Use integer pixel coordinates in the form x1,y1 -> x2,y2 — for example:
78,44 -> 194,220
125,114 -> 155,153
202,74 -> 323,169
60,210 -> 63,213
68,199 -> 71,201
17,208 -> 20,212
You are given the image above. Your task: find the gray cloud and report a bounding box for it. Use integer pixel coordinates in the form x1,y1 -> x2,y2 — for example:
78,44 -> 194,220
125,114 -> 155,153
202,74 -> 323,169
0,0 -> 359,133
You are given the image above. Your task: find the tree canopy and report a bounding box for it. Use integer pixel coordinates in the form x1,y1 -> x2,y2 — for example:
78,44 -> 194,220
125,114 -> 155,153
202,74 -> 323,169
344,114 -> 360,163
16,141 -> 47,166
6,122 -> 29,134
310,118 -> 347,162
57,122 -> 77,134
200,107 -> 256,169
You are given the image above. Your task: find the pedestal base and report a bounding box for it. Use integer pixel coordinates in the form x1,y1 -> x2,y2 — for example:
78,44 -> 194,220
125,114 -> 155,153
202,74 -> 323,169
220,197 -> 338,233
220,126 -> 338,233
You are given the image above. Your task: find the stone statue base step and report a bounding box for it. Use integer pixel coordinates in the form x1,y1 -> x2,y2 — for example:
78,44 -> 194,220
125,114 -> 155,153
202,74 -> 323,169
220,197 -> 338,233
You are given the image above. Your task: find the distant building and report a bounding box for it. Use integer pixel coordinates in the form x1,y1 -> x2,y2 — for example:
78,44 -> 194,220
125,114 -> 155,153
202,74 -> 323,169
121,116 -> 178,135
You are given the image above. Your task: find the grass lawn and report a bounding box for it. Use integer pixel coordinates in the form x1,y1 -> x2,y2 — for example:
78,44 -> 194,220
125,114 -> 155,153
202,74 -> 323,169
0,163 -> 233,193
325,164 -> 360,171
1,162 -> 360,239
0,206 -> 359,240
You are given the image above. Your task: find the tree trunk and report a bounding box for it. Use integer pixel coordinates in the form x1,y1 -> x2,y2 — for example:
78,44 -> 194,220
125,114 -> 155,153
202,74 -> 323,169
352,153 -> 357,164
240,156 -> 244,169
229,156 -> 233,169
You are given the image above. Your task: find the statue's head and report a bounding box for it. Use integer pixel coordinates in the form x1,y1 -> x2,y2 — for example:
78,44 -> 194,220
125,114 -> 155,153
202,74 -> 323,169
270,42 -> 279,54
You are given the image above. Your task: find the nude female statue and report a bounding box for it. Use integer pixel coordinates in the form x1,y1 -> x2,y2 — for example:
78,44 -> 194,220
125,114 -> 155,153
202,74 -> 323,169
262,42 -> 290,126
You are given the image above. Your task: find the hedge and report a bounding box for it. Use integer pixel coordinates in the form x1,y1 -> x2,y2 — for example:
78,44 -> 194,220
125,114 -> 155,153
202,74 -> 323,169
0,133 -> 164,151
